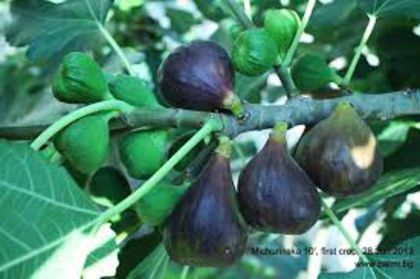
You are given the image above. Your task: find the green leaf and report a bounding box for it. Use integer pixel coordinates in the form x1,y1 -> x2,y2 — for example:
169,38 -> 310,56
127,243 -> 170,279
319,236 -> 420,278
6,0 -> 113,61
377,121 -> 411,157
0,140 -> 114,278
323,168 -> 420,218
358,0 -> 420,19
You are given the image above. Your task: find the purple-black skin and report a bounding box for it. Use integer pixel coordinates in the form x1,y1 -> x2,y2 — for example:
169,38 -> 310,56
238,136 -> 321,234
158,40 -> 235,111
163,153 -> 247,267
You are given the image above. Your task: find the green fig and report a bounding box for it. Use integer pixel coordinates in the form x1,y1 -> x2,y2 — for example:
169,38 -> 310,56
291,53 -> 343,92
90,167 -> 132,206
54,113 -> 112,174
238,123 -> 321,234
232,28 -> 278,76
52,52 -> 110,103
134,180 -> 190,226
264,9 -> 301,57
295,103 -> 384,197
163,138 -> 248,267
108,74 -> 161,108
119,129 -> 169,179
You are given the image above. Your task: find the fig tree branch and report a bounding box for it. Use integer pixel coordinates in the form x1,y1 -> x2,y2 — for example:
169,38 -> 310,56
1,90 -> 419,140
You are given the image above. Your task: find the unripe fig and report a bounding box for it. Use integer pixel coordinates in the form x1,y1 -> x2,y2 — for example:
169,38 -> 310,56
264,9 -> 301,57
54,113 -> 112,174
158,40 -> 244,118
232,28 -> 278,76
163,138 -> 247,267
291,53 -> 343,92
295,103 -> 384,197
90,167 -> 131,206
108,74 -> 161,108
238,123 -> 321,234
52,52 -> 110,103
134,180 -> 189,226
119,129 -> 168,179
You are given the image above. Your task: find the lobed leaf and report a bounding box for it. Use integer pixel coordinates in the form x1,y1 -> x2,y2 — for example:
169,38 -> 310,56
6,0 -> 113,62
0,140 -> 116,278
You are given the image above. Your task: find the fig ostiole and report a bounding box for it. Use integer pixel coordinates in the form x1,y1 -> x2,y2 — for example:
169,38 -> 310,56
163,137 -> 248,267
158,40 -> 245,118
295,102 -> 384,197
238,123 -> 321,234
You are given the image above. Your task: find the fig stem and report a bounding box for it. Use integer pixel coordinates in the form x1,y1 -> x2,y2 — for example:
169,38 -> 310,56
344,15 -> 377,85
30,100 -> 134,151
321,199 -> 370,264
223,0 -> 255,28
96,23 -> 135,76
282,0 -> 317,68
94,118 -> 223,225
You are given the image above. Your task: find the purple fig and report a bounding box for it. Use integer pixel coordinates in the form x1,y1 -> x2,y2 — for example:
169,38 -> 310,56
295,102 -> 383,197
163,137 -> 247,267
238,123 -> 321,234
158,40 -> 245,118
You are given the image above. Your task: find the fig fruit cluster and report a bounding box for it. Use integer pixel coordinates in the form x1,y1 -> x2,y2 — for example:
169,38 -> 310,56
51,52 -> 164,175
231,9 -> 301,76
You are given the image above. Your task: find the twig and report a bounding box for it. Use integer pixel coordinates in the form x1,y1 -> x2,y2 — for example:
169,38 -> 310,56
1,90 -> 419,140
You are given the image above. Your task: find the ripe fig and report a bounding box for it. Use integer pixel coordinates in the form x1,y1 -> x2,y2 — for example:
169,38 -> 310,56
291,53 -> 343,92
295,103 -> 384,197
119,129 -> 168,179
52,52 -> 111,103
238,123 -> 321,234
108,74 -> 161,108
134,180 -> 190,226
158,40 -> 245,118
54,112 -> 112,174
163,138 -> 247,267
232,28 -> 278,76
264,9 -> 301,57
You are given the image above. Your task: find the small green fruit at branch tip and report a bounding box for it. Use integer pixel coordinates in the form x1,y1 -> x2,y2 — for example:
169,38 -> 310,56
238,123 -> 321,234
108,74 -> 161,108
163,138 -> 247,267
232,28 -> 278,76
119,129 -> 169,179
134,180 -> 190,226
54,112 -> 113,174
90,167 -> 131,207
295,102 -> 384,197
264,9 -> 301,58
52,52 -> 110,104
291,53 -> 342,92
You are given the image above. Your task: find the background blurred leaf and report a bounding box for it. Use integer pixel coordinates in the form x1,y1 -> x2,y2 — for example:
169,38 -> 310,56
358,0 -> 420,19
325,168 -> 420,217
377,121 -> 411,156
6,0 -> 113,62
127,243 -> 169,279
